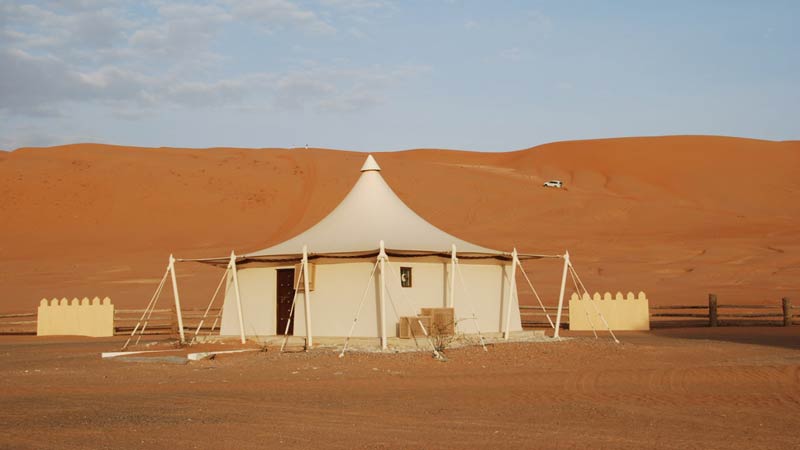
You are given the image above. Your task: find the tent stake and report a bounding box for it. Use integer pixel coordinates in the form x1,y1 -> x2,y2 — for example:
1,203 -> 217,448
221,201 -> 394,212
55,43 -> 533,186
503,248 -> 518,340
229,251 -> 246,344
169,254 -> 186,344
302,245 -> 313,349
553,250 -> 570,339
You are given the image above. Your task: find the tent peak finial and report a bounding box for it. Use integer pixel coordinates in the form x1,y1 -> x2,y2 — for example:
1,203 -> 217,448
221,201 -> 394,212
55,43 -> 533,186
360,154 -> 381,172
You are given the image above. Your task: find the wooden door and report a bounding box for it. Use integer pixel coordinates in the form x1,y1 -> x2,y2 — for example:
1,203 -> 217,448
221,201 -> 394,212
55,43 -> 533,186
276,269 -> 295,335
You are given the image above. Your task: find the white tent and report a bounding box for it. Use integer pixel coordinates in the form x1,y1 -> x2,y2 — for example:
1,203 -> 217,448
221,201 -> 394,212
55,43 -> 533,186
139,154 -> 573,351
217,154 -> 550,346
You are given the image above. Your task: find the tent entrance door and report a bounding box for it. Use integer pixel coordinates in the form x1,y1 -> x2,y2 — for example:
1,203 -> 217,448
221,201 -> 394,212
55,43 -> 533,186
276,269 -> 295,335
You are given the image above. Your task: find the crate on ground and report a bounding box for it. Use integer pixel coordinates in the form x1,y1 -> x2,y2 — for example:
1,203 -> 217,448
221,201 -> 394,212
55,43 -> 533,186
399,315 -> 433,339
420,307 -> 455,336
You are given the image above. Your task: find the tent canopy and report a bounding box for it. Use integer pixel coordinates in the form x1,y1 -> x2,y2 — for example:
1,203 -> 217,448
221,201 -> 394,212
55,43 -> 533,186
246,155 -> 505,259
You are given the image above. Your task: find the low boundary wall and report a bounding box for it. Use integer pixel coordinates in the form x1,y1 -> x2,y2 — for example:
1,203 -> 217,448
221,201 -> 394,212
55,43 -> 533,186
569,292 -> 650,331
37,297 -> 114,337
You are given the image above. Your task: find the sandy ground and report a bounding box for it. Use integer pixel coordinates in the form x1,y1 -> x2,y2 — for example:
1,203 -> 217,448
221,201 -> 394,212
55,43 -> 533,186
1,136 -> 799,313
1,328 -> 799,449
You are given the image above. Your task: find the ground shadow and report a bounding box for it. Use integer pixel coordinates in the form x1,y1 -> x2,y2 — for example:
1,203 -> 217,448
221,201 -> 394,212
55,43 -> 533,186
650,326 -> 800,351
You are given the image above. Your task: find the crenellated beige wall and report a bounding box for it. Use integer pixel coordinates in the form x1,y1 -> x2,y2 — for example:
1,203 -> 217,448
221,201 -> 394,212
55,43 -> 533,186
37,297 -> 114,337
569,292 -> 650,331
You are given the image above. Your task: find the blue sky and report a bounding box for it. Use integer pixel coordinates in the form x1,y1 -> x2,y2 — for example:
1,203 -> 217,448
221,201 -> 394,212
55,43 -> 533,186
1,0 -> 798,151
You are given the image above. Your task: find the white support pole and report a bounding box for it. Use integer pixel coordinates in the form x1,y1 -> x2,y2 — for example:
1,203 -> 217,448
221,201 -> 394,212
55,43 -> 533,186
449,244 -> 457,308
302,245 -> 314,349
229,251 -> 246,344
553,250 -> 570,339
378,240 -> 388,350
168,254 -> 186,344
503,248 -> 518,340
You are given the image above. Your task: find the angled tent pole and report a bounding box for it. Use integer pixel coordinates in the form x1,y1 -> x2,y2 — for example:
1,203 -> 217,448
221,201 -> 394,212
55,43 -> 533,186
190,265 -> 230,345
453,259 -> 488,352
514,255 -> 555,329
122,265 -> 170,350
568,265 -> 598,339
553,250 -> 570,339
302,245 -> 313,349
383,258 -> 443,359
378,240 -> 388,350
339,259 -> 381,357
568,261 -> 620,344
279,265 -> 305,352
169,254 -> 186,344
229,251 -> 246,344
503,248 -> 519,340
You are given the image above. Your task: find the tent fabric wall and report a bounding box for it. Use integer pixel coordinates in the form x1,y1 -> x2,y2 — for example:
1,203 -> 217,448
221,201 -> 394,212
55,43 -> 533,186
219,259 -> 522,338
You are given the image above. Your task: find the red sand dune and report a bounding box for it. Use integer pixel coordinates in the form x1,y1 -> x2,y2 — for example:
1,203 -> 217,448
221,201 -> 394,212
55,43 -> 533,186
1,135 -> 798,312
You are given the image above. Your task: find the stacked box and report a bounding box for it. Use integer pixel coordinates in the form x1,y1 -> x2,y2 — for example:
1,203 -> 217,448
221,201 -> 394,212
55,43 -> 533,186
420,307 -> 455,336
398,315 -> 433,339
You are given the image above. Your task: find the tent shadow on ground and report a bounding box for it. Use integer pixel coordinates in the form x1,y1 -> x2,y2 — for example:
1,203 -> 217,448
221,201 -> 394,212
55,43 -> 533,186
650,326 -> 800,351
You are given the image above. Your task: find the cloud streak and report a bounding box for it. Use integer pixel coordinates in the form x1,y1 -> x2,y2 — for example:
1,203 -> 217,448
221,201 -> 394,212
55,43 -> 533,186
0,1 -> 423,121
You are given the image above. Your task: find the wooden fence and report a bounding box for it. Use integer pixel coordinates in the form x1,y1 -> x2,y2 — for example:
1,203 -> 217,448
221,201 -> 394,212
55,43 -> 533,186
520,306 -> 565,328
0,308 -> 222,336
0,312 -> 37,335
114,307 -> 223,336
520,295 -> 795,329
2,296 -> 796,335
650,295 -> 794,328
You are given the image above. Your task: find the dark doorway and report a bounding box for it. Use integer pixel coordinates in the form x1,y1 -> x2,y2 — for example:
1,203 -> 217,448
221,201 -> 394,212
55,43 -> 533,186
276,269 -> 295,335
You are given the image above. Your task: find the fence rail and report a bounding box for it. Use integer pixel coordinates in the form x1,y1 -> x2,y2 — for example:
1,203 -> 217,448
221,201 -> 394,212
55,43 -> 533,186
0,308 -> 223,336
2,296 -> 796,335
113,307 -> 222,336
0,312 -> 37,335
519,306 -> 566,328
520,295 -> 795,329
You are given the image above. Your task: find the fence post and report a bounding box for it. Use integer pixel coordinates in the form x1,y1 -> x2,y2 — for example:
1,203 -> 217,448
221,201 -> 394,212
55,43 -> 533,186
782,298 -> 792,327
708,294 -> 718,327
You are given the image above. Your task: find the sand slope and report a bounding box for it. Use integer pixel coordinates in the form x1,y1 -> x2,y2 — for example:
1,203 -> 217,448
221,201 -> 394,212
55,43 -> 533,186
1,136 -> 798,311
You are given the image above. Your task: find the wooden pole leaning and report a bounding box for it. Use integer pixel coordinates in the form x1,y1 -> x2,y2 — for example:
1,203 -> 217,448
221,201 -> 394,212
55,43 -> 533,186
503,248 -> 519,340
302,245 -> 313,349
553,250 -> 570,339
168,254 -> 186,344
229,251 -> 246,344
378,241 -> 388,350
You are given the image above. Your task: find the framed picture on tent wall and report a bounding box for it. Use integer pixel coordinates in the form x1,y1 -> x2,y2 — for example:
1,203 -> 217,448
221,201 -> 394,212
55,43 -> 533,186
400,267 -> 412,288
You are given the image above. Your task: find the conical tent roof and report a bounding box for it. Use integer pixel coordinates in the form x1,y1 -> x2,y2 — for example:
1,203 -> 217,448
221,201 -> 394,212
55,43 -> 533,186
246,155 -> 504,257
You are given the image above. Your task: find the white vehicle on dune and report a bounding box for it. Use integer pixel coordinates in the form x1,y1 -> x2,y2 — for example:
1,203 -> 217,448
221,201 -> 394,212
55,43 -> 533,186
542,180 -> 563,188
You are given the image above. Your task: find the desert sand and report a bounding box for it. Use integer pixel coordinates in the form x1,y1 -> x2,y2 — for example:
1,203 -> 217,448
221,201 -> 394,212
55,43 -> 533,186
1,136 -> 799,449
0,329 -> 799,449
1,135 -> 798,312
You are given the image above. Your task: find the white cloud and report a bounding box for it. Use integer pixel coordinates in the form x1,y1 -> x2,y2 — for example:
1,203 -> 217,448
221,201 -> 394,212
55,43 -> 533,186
0,0 -> 429,150
318,0 -> 391,9
0,45 -> 425,118
227,0 -> 336,34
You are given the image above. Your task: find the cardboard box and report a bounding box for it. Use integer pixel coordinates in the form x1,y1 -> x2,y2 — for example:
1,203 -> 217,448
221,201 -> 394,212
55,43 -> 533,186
420,307 -> 455,336
399,315 -> 433,339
